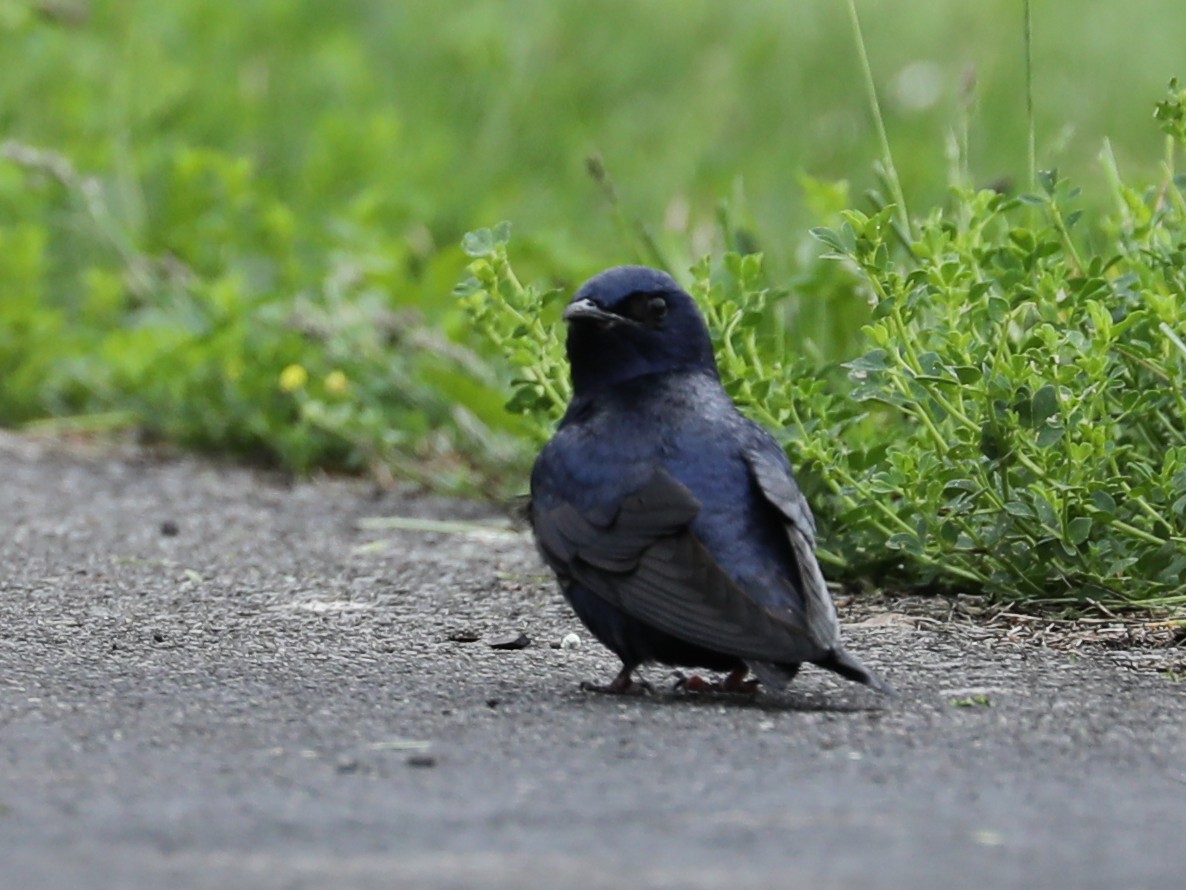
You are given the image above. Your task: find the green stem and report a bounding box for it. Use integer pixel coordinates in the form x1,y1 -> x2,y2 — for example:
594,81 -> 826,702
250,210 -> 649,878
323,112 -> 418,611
1099,138 -> 1138,241
1160,321 -> 1186,362
1023,0 -> 1037,195
1111,519 -> 1169,547
1132,494 -> 1179,536
1047,198 -> 1085,275
845,0 -> 912,240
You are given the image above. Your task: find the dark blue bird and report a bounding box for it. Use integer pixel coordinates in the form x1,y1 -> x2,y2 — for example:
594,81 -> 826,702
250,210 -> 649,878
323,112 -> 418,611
528,265 -> 889,695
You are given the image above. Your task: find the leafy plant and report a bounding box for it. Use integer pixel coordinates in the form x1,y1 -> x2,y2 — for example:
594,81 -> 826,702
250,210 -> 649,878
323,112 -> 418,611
0,140 -> 518,490
459,85 -> 1186,609
813,166 -> 1186,606
454,222 -> 570,443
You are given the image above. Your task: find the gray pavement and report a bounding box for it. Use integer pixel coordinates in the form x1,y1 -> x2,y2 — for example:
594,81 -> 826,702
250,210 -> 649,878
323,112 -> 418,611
1,434 -> 1184,889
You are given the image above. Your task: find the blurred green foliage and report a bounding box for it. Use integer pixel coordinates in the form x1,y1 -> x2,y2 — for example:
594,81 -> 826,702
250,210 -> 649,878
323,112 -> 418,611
3,0 -> 1186,505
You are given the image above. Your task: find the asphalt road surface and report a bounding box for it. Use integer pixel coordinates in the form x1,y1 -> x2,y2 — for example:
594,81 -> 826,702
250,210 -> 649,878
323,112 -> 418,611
1,434 -> 1184,889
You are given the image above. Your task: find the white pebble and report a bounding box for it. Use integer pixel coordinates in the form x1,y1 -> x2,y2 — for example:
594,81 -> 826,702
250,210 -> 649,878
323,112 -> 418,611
560,632 -> 581,650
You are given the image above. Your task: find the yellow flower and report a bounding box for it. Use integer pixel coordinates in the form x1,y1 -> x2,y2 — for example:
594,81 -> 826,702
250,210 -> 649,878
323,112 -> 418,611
279,363 -> 308,392
324,370 -> 348,394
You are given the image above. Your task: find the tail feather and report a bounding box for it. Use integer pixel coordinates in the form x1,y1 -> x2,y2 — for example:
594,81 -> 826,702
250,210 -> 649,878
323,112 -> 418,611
747,659 -> 800,692
816,647 -> 895,696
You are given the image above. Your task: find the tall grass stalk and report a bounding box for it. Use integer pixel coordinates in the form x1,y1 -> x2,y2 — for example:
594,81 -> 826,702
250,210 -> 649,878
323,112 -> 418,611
844,0 -> 912,240
1024,0 -> 1037,192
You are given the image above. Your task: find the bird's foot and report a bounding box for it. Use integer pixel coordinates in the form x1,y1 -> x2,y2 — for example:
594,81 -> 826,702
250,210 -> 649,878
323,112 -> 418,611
672,667 -> 759,695
721,667 -> 760,694
671,672 -> 714,693
579,666 -> 652,695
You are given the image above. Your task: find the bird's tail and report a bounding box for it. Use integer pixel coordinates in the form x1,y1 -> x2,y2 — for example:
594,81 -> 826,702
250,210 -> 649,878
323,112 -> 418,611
817,647 -> 895,695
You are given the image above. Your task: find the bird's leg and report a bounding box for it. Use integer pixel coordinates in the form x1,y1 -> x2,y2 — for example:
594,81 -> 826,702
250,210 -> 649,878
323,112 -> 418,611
720,666 -> 760,694
580,664 -> 652,695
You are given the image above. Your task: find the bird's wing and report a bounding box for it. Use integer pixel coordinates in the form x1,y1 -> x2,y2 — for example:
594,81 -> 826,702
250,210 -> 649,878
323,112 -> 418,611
531,467 -> 823,663
743,446 -> 840,650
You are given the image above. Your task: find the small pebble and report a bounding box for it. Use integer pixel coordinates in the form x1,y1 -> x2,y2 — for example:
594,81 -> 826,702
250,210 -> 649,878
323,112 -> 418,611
560,632 -> 581,650
447,630 -> 481,643
160,520 -> 180,537
488,633 -> 530,650
336,757 -> 359,774
406,754 -> 436,768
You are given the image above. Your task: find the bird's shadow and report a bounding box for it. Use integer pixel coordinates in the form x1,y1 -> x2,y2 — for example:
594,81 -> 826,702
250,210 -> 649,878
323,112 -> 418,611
564,683 -> 886,715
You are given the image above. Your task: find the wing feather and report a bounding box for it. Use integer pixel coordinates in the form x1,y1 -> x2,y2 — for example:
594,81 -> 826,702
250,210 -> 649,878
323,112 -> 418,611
532,466 -> 824,664
743,447 -> 840,649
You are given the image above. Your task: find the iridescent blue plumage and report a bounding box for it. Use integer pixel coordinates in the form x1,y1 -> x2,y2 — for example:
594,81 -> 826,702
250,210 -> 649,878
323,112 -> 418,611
529,266 -> 889,694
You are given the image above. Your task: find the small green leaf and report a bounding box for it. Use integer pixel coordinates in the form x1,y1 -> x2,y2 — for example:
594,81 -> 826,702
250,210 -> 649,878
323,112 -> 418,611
1066,516 -> 1093,545
1031,385 -> 1059,425
886,533 -> 923,555
845,349 -> 890,373
987,296 -> 1009,322
1004,501 -> 1035,519
491,220 -> 513,245
939,519 -> 961,545
980,423 -> 1007,460
461,228 -> 495,257
1090,491 -> 1118,517
943,478 -> 979,493
1035,423 -> 1064,448
809,227 -> 846,253
871,296 -> 897,320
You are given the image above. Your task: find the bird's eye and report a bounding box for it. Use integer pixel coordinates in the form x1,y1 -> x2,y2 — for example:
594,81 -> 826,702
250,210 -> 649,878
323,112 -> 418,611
646,296 -> 668,323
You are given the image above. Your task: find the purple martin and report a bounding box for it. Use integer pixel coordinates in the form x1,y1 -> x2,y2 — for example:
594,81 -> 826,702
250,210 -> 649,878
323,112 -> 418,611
528,266 -> 889,695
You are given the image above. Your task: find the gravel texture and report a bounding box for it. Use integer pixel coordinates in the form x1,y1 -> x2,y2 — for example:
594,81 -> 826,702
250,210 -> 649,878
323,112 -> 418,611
1,433 -> 1183,889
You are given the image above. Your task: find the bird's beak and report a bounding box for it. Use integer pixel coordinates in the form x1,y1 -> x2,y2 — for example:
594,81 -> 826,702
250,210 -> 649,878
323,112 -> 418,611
563,298 -> 622,326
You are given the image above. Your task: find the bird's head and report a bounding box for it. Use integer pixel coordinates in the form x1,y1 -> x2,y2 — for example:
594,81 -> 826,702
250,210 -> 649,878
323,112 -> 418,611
562,266 -> 717,396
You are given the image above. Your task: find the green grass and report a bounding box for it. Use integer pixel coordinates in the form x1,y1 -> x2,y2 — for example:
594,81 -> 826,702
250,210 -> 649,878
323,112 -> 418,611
3,0 -> 1186,520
